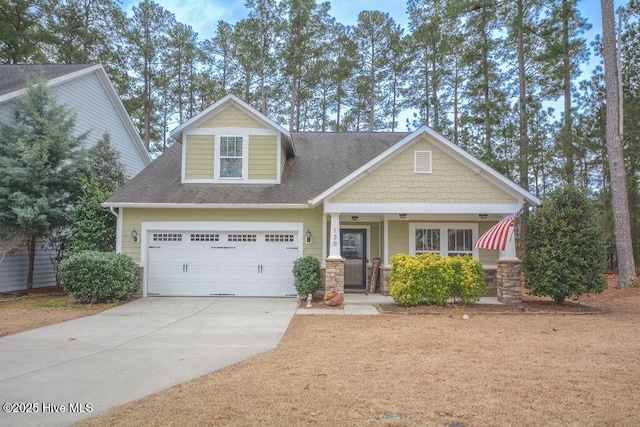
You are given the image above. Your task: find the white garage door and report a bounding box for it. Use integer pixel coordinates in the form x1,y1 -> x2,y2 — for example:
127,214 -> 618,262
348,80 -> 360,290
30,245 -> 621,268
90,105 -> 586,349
147,230 -> 300,297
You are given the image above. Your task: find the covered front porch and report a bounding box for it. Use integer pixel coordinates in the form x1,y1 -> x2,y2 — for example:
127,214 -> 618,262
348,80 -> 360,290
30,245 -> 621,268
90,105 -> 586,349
318,208 -> 522,305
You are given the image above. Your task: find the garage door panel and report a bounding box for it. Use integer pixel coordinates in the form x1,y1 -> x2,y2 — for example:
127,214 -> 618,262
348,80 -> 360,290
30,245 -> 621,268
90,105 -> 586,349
147,230 -> 299,297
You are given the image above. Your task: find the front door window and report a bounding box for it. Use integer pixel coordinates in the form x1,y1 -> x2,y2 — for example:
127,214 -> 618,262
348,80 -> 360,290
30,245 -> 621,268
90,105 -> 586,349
341,229 -> 366,289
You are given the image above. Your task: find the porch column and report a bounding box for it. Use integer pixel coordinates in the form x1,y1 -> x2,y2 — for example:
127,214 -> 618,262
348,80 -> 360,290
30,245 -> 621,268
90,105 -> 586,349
328,213 -> 342,259
325,213 -> 344,295
497,225 -> 522,304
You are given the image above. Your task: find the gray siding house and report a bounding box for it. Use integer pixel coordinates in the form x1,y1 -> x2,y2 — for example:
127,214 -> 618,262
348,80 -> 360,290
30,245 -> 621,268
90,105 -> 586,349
0,64 -> 151,292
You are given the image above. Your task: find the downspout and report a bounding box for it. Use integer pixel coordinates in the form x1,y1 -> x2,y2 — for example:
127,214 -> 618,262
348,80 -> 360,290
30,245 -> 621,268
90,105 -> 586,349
109,206 -> 122,253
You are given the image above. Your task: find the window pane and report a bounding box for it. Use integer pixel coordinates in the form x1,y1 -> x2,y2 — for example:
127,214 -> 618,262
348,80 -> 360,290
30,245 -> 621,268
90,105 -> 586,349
415,228 -> 440,253
448,229 -> 472,252
221,137 -> 242,156
220,158 -> 242,177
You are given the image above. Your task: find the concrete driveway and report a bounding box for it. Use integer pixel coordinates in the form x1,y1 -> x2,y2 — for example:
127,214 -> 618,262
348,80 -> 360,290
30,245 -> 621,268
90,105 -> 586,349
0,297 -> 298,426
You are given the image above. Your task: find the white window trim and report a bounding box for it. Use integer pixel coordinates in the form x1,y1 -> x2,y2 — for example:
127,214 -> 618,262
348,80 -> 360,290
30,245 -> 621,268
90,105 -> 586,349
409,222 -> 479,258
216,135 -> 247,180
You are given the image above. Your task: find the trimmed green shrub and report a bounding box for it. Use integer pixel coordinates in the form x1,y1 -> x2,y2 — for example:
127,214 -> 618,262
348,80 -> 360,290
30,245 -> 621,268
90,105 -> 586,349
390,253 -> 451,306
523,186 -> 607,304
292,256 -> 321,296
60,251 -> 141,303
447,255 -> 486,304
390,253 -> 486,306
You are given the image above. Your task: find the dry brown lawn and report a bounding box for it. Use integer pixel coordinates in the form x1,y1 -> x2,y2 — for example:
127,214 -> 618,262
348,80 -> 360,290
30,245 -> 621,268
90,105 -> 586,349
0,287 -> 117,337
77,280 -> 640,427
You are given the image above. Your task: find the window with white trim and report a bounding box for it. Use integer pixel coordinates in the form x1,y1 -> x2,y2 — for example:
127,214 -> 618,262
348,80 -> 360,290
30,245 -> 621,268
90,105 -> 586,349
410,223 -> 478,258
219,136 -> 243,178
446,228 -> 473,257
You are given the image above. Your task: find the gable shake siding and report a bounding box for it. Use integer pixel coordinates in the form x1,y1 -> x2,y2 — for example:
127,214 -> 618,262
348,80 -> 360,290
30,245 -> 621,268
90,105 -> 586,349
330,138 -> 518,205
197,105 -> 266,129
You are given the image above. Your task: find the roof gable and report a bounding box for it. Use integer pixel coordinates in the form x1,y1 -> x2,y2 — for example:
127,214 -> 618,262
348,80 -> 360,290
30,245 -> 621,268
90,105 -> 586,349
0,64 -> 96,102
170,94 -> 294,156
330,137 -> 519,205
310,126 -> 540,207
0,64 -> 151,173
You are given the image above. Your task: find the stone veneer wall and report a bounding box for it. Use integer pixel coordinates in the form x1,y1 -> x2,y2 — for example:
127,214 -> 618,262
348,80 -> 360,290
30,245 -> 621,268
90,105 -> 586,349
484,268 -> 498,297
496,260 -> 522,304
380,267 -> 391,295
325,258 -> 345,295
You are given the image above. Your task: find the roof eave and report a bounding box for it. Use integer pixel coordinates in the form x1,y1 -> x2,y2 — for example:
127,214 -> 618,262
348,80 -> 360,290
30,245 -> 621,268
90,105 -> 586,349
102,202 -> 311,209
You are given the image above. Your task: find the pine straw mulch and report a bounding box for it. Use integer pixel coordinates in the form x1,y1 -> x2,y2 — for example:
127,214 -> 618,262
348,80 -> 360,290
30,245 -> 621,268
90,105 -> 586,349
79,276 -> 640,427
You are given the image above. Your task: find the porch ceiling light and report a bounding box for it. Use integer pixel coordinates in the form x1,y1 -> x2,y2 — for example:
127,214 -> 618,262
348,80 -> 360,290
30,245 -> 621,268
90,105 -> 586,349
399,213 -> 407,219
351,215 -> 358,221
478,214 -> 488,219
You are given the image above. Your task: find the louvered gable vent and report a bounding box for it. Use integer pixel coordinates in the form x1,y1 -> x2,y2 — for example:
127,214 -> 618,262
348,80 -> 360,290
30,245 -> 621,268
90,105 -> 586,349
414,151 -> 432,173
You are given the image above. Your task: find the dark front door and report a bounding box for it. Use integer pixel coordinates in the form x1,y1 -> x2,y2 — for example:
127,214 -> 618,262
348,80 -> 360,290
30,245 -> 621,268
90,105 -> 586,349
341,229 -> 366,290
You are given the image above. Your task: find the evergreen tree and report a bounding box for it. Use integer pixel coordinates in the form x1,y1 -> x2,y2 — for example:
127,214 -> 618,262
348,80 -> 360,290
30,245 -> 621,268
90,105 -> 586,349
0,0 -> 45,63
537,0 -> 591,184
0,83 -> 85,291
523,186 -> 607,304
125,0 -> 172,152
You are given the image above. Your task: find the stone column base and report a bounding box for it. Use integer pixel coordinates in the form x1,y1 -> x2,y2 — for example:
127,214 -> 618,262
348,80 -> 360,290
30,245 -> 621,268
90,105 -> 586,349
325,258 -> 345,295
380,266 -> 391,295
497,260 -> 522,305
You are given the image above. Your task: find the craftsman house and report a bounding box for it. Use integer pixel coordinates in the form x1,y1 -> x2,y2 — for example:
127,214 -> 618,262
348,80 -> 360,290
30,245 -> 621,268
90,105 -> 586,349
0,64 -> 151,292
105,94 -> 539,299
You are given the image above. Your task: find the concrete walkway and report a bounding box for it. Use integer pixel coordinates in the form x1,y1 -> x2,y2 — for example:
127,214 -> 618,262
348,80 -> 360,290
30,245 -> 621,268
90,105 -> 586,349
296,294 -> 501,315
0,297 -> 298,426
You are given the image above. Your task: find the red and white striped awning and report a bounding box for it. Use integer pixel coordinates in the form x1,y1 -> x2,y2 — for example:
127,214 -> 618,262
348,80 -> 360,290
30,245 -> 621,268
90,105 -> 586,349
475,207 -> 524,251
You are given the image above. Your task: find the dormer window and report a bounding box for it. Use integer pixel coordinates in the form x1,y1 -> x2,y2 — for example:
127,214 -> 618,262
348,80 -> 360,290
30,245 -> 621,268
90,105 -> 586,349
219,136 -> 244,178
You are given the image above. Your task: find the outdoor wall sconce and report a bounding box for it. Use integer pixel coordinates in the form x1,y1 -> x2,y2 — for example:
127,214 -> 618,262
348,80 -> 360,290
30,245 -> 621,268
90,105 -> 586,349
351,215 -> 359,221
399,213 -> 407,219
305,228 -> 313,244
478,214 -> 488,219
131,228 -> 139,243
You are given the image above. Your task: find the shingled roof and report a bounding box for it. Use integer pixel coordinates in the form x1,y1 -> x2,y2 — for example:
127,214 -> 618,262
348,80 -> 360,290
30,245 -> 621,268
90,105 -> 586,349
0,64 -> 95,98
105,132 -> 410,206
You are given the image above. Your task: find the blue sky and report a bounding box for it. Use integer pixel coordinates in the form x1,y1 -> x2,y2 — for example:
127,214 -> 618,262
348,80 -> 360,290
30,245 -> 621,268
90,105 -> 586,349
121,0 -> 624,76
121,0 -> 622,41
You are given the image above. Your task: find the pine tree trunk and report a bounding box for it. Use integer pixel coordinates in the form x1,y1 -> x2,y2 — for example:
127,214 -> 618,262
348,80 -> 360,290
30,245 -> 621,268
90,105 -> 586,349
601,0 -> 637,287
517,0 -> 530,242
562,0 -> 574,184
26,234 -> 36,293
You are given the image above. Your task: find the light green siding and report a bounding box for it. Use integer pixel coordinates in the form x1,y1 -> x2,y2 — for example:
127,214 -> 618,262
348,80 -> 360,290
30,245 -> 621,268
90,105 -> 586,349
121,207 -> 324,263
281,145 -> 287,174
248,135 -> 277,180
197,105 -> 266,129
478,221 -> 500,265
185,135 -> 214,179
388,221 -> 409,258
331,138 -> 518,205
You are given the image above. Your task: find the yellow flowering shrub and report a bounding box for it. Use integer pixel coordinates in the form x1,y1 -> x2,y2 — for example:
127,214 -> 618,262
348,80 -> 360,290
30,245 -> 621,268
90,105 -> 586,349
390,253 -> 486,306
390,253 -> 453,306
446,255 -> 486,304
